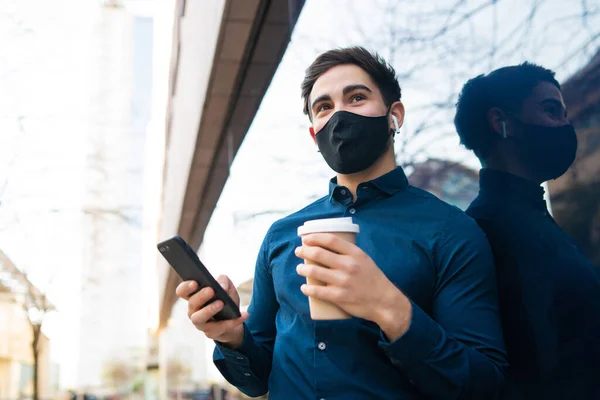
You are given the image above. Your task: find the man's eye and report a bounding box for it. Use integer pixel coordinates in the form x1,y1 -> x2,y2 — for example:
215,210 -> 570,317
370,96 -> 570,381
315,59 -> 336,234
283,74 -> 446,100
351,94 -> 365,102
317,104 -> 331,113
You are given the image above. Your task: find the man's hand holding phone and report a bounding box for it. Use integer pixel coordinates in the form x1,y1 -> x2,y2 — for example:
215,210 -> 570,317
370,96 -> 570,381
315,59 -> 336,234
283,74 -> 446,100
176,275 -> 249,349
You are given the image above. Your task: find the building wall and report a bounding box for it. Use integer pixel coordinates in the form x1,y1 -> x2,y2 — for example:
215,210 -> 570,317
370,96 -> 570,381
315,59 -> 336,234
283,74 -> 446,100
154,0 -> 307,390
154,2 -> 227,391
157,0 -> 226,300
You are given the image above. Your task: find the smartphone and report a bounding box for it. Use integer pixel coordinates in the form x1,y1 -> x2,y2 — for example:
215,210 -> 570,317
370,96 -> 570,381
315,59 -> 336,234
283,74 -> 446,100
157,235 -> 241,321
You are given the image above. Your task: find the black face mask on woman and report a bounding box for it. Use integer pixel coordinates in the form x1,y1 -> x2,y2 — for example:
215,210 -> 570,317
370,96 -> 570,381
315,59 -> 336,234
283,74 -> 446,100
509,119 -> 578,182
315,110 -> 393,174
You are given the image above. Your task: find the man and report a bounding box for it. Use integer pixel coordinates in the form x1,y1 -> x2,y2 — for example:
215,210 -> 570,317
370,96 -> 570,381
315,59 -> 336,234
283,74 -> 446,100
177,47 -> 507,399
455,63 -> 600,399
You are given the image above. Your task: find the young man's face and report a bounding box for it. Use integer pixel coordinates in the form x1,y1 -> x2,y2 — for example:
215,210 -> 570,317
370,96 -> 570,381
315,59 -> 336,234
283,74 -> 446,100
517,81 -> 568,127
308,64 -> 389,139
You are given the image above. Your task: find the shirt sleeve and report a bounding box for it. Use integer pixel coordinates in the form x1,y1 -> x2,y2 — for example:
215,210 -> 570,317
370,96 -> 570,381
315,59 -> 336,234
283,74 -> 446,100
213,228 -> 279,398
378,209 -> 508,399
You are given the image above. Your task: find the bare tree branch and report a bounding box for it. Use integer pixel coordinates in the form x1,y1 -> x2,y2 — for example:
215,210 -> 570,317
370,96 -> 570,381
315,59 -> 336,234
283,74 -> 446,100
556,31 -> 600,70
398,0 -> 500,43
238,0 -> 600,222
0,249 -> 54,400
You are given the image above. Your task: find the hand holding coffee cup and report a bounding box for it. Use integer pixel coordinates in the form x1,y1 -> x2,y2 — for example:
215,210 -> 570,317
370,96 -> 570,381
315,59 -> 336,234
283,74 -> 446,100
296,220 -> 412,339
297,217 -> 360,320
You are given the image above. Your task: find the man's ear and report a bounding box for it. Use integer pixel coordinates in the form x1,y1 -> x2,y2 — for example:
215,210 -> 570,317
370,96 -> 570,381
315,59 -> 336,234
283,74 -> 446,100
389,101 -> 405,130
487,108 -> 510,138
309,127 -> 317,144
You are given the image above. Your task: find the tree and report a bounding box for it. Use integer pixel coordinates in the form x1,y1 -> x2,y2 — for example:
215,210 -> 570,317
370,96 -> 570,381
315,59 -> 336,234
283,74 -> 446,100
305,0 -> 600,168
0,249 -> 54,400
236,0 -> 600,222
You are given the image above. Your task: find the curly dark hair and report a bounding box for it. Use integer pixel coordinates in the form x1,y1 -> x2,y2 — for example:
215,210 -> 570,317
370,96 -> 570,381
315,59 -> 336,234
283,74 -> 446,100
454,62 -> 560,160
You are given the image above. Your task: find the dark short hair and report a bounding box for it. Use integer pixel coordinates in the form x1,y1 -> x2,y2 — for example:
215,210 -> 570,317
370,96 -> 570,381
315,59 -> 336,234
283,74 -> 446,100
454,62 -> 560,160
301,47 -> 401,120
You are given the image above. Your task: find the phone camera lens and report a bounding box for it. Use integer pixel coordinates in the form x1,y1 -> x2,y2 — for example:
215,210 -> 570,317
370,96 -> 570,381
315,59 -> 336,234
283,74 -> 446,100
159,247 -> 166,252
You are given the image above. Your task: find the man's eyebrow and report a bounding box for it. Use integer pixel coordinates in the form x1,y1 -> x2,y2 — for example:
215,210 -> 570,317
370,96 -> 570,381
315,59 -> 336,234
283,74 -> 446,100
541,98 -> 564,107
311,84 -> 373,111
343,84 -> 372,96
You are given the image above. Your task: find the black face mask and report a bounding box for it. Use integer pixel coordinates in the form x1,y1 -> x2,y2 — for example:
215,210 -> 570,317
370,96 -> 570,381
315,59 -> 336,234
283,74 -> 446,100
315,110 -> 393,174
510,119 -> 578,182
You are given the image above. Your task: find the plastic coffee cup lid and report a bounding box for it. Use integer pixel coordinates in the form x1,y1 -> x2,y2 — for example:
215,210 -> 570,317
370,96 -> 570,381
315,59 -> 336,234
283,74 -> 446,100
297,217 -> 360,236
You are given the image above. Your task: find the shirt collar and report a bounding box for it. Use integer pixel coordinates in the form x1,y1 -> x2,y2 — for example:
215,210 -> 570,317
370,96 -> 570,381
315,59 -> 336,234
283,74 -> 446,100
328,166 -> 409,201
479,168 -> 547,210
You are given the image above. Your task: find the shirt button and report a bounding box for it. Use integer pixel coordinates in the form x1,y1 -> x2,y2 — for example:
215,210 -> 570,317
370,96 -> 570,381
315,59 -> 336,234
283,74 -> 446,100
244,372 -> 251,376
349,208 -> 356,215
317,342 -> 326,351
340,189 -> 347,195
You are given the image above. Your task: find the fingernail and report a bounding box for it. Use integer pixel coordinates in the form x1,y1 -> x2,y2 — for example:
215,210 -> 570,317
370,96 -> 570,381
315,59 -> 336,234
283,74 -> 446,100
294,247 -> 300,255
188,282 -> 194,289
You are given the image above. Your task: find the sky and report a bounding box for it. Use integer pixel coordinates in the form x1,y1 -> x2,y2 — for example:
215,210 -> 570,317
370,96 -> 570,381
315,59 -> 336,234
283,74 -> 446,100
0,0 -> 599,390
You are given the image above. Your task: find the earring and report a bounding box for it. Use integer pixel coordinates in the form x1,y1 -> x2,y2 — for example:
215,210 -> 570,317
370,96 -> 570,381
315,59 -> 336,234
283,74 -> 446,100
501,121 -> 507,139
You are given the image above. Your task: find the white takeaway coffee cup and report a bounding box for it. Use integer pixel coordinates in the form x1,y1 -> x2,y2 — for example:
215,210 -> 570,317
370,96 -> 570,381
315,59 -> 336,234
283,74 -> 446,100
297,217 -> 360,320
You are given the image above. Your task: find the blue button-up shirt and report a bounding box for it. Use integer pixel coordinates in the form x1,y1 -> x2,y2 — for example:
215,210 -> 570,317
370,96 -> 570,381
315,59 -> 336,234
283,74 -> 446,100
214,167 -> 507,399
